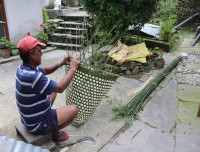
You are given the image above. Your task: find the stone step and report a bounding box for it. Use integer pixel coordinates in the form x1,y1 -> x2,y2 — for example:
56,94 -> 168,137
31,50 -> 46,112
50,39 -> 85,45
56,27 -> 87,32
48,42 -> 83,51
57,27 -> 86,31
48,11 -> 91,51
59,16 -> 89,22
56,27 -> 87,34
51,33 -> 85,39
60,11 -> 89,17
59,21 -> 92,28
48,18 -> 64,23
46,7 -> 80,18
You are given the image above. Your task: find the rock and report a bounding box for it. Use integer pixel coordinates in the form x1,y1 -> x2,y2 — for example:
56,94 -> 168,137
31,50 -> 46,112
125,70 -> 132,75
120,66 -> 127,71
132,66 -> 140,74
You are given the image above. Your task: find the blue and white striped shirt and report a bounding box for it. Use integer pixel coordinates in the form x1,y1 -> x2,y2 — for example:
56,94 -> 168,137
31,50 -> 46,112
15,64 -> 57,133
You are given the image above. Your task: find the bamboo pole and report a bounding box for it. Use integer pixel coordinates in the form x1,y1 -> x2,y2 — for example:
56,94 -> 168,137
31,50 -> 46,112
114,56 -> 182,118
172,12 -> 200,30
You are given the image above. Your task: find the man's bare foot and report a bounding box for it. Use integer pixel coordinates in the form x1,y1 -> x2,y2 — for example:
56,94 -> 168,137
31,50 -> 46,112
52,130 -> 69,142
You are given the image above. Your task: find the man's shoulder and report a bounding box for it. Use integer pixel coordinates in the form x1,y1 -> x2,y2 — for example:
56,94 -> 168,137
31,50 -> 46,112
17,65 -> 44,81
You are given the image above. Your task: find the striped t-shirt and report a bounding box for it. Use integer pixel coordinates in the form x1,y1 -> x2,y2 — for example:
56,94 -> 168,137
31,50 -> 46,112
15,64 -> 57,133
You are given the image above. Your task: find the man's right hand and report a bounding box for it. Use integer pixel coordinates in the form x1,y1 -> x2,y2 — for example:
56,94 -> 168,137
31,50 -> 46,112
70,58 -> 80,72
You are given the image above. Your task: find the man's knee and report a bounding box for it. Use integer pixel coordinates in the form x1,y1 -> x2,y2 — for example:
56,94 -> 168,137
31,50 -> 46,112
70,104 -> 78,117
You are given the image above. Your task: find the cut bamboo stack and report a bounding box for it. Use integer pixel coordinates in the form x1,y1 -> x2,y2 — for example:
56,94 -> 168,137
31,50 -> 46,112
114,56 -> 182,119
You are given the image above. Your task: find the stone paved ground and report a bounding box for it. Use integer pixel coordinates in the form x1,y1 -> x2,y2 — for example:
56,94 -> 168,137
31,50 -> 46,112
0,31 -> 200,152
99,32 -> 200,152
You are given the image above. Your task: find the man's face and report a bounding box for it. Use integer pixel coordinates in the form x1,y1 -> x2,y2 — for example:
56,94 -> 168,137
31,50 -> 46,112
30,45 -> 42,66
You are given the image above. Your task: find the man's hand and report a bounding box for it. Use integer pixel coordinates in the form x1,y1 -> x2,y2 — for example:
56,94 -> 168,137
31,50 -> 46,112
70,58 -> 80,71
60,54 -> 71,66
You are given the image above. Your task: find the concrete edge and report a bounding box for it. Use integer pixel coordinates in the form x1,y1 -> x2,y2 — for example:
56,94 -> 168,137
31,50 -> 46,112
0,47 -> 57,64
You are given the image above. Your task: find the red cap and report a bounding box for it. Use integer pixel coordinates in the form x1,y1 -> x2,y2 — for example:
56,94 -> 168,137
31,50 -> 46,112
17,36 -> 46,53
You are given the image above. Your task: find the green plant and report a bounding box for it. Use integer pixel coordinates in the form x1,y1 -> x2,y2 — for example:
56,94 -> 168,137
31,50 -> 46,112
150,0 -> 177,44
42,8 -> 49,23
36,31 -> 48,44
159,19 -> 175,41
10,43 -> 17,49
0,37 -> 11,49
122,35 -> 144,45
10,42 -> 18,56
151,0 -> 177,24
152,47 -> 164,59
80,0 -> 158,36
36,24 -> 49,44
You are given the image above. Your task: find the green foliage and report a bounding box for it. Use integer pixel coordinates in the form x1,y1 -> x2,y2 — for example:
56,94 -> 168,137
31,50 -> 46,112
42,8 -> 49,23
10,42 -> 17,49
159,19 -> 175,41
0,37 -> 11,49
152,47 -> 164,58
36,31 -> 48,44
80,0 -> 158,36
95,31 -> 115,46
122,35 -> 144,45
61,0 -> 65,6
150,0 -> 177,44
151,0 -> 177,24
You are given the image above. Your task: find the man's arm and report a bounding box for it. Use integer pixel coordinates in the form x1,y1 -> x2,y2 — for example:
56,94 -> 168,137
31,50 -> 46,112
43,54 -> 70,75
54,58 -> 80,93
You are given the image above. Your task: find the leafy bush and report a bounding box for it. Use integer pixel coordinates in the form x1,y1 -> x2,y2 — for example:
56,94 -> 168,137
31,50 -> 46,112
159,19 -> 175,41
36,31 -> 48,44
0,37 -> 11,49
35,24 -> 49,44
42,8 -> 49,23
158,0 -> 176,21
80,0 -> 158,36
10,42 -> 17,49
150,0 -> 177,43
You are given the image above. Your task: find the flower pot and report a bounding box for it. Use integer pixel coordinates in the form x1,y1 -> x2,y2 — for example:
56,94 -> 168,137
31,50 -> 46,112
0,48 -> 11,58
155,58 -> 165,68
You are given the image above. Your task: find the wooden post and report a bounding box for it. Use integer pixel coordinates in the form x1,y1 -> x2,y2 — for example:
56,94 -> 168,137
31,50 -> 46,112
197,104 -> 200,117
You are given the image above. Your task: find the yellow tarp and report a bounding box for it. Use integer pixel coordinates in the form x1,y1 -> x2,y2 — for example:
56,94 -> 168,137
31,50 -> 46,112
108,41 -> 151,64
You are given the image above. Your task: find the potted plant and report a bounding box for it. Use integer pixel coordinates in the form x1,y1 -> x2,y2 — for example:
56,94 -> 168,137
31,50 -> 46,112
10,43 -> 18,56
0,37 -> 11,58
153,47 -> 165,68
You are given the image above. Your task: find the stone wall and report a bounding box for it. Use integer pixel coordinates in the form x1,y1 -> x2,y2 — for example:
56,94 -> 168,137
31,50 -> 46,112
89,52 -> 155,79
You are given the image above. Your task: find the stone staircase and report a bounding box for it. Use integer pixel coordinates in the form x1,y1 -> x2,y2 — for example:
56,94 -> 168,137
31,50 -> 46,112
48,11 -> 92,51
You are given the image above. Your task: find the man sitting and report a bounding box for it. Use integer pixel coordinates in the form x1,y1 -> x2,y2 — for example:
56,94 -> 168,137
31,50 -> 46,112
16,36 -> 80,142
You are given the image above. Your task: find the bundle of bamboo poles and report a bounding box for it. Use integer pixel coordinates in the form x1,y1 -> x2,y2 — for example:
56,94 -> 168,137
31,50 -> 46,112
113,56 -> 182,118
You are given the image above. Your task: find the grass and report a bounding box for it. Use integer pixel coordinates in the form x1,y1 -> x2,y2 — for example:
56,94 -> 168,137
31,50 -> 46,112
178,27 -> 196,37
170,26 -> 197,51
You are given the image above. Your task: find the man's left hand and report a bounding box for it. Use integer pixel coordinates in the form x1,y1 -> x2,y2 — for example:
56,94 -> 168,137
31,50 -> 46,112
61,54 -> 71,66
